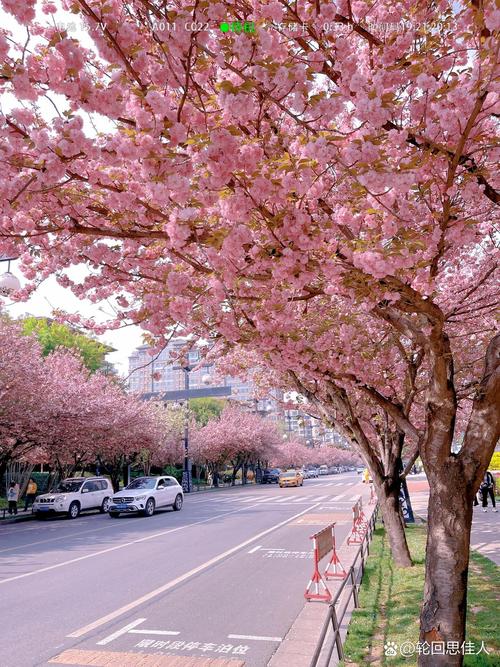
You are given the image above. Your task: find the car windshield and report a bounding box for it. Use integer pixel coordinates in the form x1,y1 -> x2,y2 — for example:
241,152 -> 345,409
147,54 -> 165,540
282,472 -> 296,478
125,478 -> 157,490
54,480 -> 83,493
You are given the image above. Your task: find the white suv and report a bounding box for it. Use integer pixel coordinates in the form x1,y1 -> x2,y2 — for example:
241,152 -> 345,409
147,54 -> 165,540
109,476 -> 183,518
33,477 -> 113,519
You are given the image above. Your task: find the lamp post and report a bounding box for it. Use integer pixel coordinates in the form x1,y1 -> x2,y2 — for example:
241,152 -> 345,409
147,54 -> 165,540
179,362 -> 193,494
140,363 -> 231,493
0,256 -> 21,296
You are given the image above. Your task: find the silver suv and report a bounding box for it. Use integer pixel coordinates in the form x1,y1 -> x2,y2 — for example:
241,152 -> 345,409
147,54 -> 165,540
109,476 -> 183,518
32,477 -> 113,519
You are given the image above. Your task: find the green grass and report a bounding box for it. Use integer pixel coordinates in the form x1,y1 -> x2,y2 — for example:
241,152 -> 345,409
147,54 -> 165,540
340,525 -> 499,666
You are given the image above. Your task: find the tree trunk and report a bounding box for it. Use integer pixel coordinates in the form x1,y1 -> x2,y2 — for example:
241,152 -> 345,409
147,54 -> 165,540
376,480 -> 413,568
418,478 -> 472,666
0,457 -> 9,495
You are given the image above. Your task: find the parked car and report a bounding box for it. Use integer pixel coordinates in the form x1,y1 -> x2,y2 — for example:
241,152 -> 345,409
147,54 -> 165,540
109,476 -> 183,517
279,470 -> 303,488
262,468 -> 281,484
319,465 -> 329,475
308,467 -> 319,478
33,477 -> 113,519
356,466 -> 364,474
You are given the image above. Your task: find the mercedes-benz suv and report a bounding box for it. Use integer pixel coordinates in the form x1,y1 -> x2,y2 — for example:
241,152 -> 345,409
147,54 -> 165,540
108,476 -> 183,518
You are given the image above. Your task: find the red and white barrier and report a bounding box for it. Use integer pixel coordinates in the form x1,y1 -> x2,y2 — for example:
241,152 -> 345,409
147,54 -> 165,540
347,497 -> 368,545
304,522 -> 346,602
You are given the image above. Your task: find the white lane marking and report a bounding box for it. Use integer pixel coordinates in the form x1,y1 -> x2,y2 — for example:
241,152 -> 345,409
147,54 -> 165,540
66,502 -> 320,638
334,482 -> 344,487
335,494 -> 346,500
314,495 -> 328,501
275,497 -> 290,503
248,545 -> 261,554
0,498 -> 286,586
97,618 -> 146,645
228,634 -> 282,642
129,629 -> 180,636
349,494 -> 360,501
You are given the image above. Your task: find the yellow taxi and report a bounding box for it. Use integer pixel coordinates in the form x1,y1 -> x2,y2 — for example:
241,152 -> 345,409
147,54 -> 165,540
279,469 -> 304,488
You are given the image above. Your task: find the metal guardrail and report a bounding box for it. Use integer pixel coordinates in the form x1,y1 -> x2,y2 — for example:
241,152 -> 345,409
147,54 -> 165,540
310,505 -> 379,666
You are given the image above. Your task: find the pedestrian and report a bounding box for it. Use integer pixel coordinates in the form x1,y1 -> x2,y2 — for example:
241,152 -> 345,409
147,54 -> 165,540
7,480 -> 19,515
480,470 -> 497,513
24,477 -> 38,512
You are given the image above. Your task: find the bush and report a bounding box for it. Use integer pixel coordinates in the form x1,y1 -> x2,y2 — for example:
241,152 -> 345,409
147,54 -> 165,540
163,465 -> 182,482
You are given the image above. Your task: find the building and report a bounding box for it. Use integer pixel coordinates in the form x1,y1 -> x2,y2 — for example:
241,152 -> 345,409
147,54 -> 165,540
127,339 -> 255,401
128,340 -> 347,446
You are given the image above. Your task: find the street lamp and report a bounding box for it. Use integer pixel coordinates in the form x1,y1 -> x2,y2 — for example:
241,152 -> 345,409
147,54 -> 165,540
0,257 -> 21,296
178,361 -> 193,494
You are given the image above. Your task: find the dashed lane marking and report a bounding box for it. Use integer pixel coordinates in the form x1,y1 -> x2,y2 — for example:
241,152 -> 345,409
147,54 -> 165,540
97,619 -> 148,646
247,545 -> 262,554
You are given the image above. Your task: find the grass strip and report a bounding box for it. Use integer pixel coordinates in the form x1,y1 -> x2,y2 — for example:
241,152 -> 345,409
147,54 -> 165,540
340,524 -> 499,666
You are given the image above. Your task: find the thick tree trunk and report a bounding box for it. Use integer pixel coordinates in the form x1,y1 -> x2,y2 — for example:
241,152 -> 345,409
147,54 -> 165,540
419,479 -> 473,666
376,480 -> 413,568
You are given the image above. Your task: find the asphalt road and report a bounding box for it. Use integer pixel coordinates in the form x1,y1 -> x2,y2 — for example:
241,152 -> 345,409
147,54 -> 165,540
0,472 -> 364,667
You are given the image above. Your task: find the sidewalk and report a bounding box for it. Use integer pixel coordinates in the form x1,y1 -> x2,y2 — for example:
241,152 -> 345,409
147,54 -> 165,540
410,484 -> 500,566
269,489 -> 376,667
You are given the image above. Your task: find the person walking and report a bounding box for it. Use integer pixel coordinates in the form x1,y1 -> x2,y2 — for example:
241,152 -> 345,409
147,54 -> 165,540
24,477 -> 38,512
480,470 -> 497,512
7,480 -> 19,515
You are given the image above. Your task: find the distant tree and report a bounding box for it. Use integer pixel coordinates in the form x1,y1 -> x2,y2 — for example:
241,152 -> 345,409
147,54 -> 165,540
189,397 -> 225,426
22,316 -> 112,372
191,406 -> 281,486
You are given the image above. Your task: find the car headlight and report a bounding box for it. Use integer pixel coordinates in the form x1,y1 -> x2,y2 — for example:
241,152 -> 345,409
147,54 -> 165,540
54,495 -> 66,501
134,495 -> 146,501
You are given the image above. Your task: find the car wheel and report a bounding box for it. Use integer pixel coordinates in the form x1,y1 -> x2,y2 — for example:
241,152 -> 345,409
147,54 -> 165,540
100,497 -> 111,513
142,498 -> 155,517
173,494 -> 183,511
67,501 -> 80,519
109,512 -> 120,519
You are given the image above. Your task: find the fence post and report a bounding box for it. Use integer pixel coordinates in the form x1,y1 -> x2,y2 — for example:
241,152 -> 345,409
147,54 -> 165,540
331,605 -> 344,660
350,567 -> 359,608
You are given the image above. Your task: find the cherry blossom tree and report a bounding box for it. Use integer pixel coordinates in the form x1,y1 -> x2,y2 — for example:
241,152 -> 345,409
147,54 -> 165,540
0,320 -> 170,491
0,2 -> 499,660
191,406 -> 281,485
272,438 -> 310,469
0,319 -> 50,486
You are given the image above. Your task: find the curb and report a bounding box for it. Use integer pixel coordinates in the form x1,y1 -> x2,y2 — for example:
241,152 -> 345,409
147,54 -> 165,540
0,511 -> 35,525
268,494 -> 376,667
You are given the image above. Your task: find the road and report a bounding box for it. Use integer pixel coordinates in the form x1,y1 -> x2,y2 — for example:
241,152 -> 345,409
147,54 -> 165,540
0,472 -> 365,667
